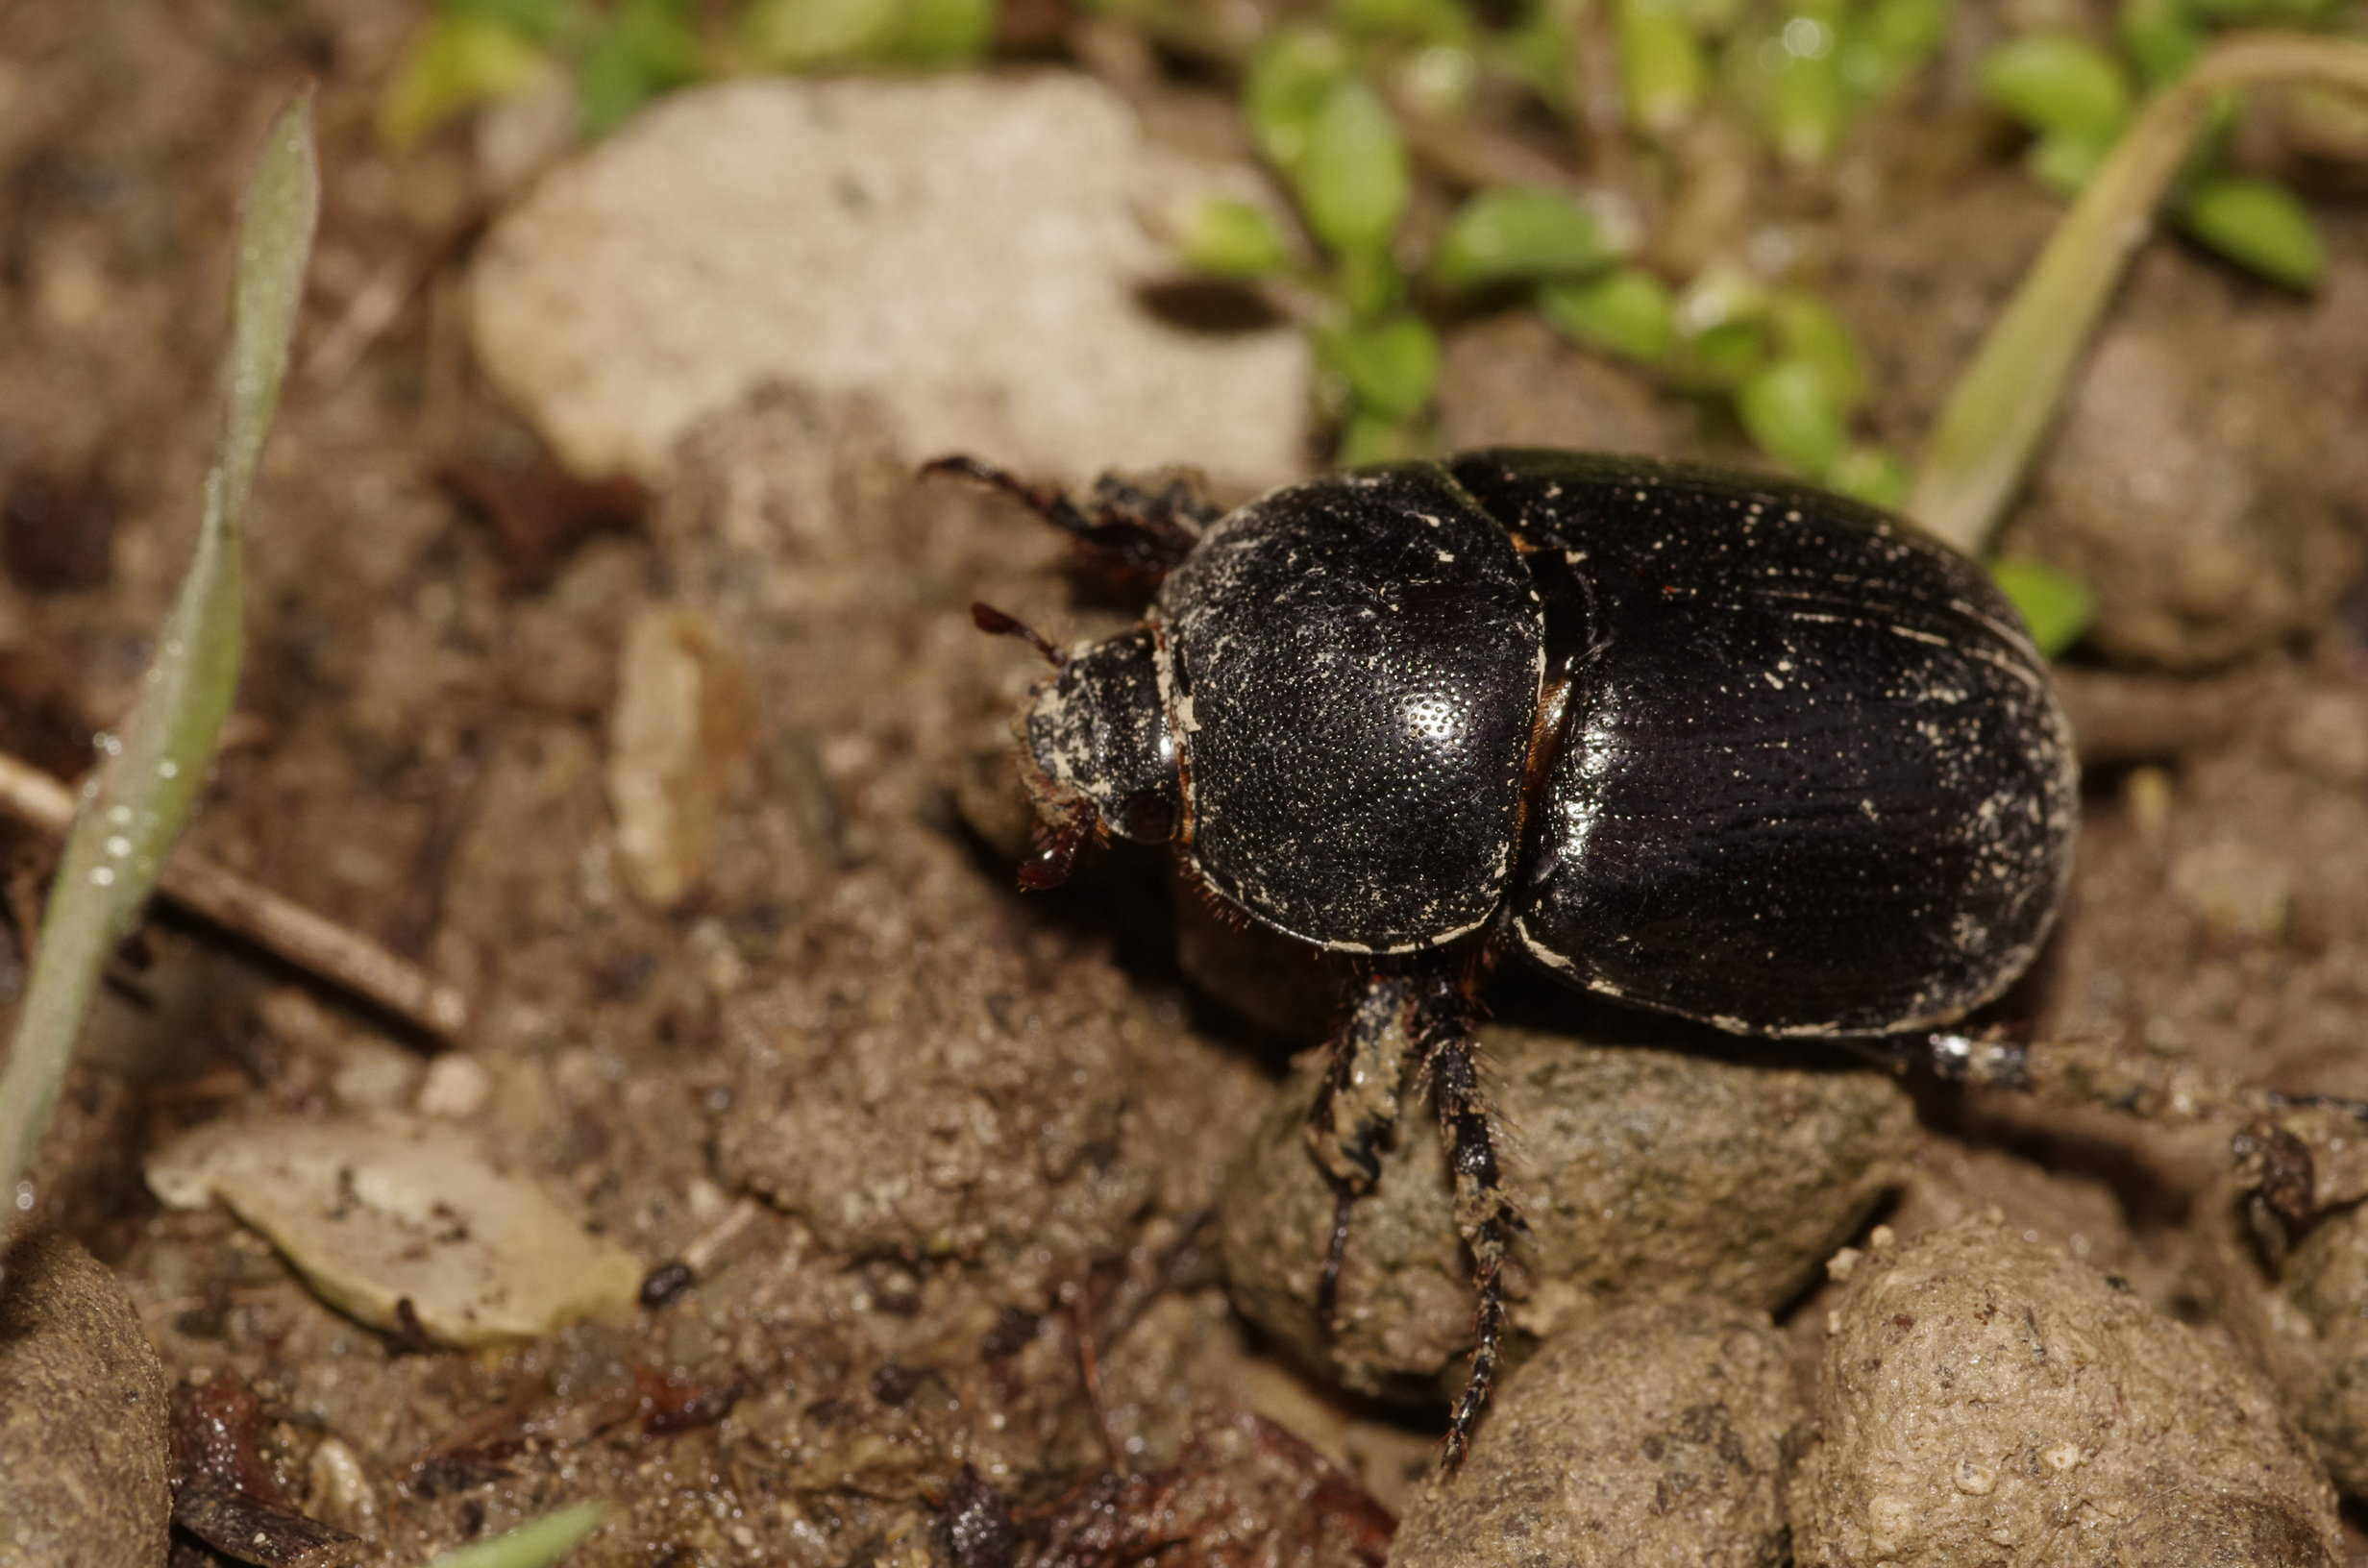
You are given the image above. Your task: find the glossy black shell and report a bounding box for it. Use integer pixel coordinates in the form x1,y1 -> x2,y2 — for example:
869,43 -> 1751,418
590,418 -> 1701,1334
1140,450 -> 2077,1039
1154,466 -> 1542,953
1455,451 -> 2077,1036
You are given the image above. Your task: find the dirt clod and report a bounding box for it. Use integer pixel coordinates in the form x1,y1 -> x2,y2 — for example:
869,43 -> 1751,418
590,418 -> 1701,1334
1389,1299 -> 1797,1568
1789,1214 -> 2341,1567
1221,1023 -> 1916,1400
0,1231 -> 172,1567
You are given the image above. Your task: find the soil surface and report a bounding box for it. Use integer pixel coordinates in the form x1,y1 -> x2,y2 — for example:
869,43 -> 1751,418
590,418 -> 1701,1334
1,3 -> 2365,1565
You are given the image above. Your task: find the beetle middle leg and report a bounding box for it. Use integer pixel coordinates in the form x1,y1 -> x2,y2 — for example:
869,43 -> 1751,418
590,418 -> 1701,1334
1306,973 -> 1425,1325
1309,965 -> 1523,1468
1419,1003 -> 1523,1470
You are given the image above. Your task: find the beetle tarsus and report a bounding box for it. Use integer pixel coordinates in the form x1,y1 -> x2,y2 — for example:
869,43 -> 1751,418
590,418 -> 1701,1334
1317,1184 -> 1357,1328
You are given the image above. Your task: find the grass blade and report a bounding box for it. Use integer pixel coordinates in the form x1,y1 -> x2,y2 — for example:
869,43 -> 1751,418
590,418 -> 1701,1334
0,92 -> 318,1212
1910,33 -> 2368,556
423,1504 -> 606,1568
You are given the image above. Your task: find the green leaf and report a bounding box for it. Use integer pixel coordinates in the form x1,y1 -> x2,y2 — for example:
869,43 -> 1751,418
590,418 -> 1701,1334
1324,314 -> 1442,421
2025,129 -> 2116,195
1292,78 -> 1412,258
2118,0 -> 2203,89
1245,27 -> 1353,172
1768,291 -> 1868,414
1986,558 -> 2097,657
2188,0 -> 2349,19
1616,0 -> 1707,135
740,0 -> 900,68
1825,444 -> 1912,509
1431,187 -> 1624,291
1538,266 -> 1676,363
1738,356 -> 1846,475
435,0 -> 586,45
1670,269 -> 1772,386
1333,242 -> 1407,319
378,13 -> 557,151
1173,197 -> 1295,280
1330,0 -> 1471,45
1980,33 -> 2133,145
1840,0 -> 1954,98
881,0 -> 997,63
1493,7 -> 1573,108
1678,318 -> 1769,386
1338,408 -> 1429,464
423,1504 -> 606,1568
1394,42 -> 1482,120
576,0 -> 702,136
0,94 -> 316,1206
1765,5 -> 1849,164
2178,175 -> 2326,290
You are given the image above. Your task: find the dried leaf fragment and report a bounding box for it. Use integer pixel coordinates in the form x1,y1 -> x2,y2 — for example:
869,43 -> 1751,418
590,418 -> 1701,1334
146,1114 -> 641,1346
605,606 -> 753,908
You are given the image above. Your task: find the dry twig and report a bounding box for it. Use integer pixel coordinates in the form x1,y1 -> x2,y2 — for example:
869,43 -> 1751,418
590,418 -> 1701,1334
0,749 -> 468,1041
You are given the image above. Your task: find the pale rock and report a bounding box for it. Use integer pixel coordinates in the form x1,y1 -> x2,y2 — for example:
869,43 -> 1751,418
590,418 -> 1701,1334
470,73 -> 1311,487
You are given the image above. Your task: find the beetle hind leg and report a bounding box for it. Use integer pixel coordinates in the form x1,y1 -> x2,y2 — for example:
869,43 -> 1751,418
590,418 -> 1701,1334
1308,968 -> 1523,1469
1874,1028 -> 2368,1249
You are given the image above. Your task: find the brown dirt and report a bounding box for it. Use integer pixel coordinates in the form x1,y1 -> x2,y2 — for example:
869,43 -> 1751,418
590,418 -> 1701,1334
0,3 -> 2365,1565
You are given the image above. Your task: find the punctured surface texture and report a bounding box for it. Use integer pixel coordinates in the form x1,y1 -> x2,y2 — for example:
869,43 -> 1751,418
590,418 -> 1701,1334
1153,465 -> 1542,952
1789,1215 -> 2342,1567
0,1231 -> 172,1566
1389,1299 -> 1798,1568
1450,450 -> 2078,1036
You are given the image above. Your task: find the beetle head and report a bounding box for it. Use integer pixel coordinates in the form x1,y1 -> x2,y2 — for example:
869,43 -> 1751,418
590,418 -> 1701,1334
1025,626 -> 1179,836
999,622 -> 1179,889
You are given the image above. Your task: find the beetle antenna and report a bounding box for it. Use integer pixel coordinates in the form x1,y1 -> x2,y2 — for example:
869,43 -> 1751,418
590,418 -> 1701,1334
970,601 -> 1064,668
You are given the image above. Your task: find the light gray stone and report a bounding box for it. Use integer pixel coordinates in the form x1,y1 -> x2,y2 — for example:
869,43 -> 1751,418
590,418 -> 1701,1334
470,73 -> 1311,487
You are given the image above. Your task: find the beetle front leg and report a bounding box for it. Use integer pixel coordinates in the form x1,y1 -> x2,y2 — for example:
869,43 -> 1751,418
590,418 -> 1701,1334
1305,973 -> 1424,1326
1418,998 -> 1523,1472
923,454 -> 1214,575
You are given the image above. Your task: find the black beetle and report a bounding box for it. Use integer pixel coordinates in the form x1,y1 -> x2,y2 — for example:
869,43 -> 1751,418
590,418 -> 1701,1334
939,448 -> 2079,1465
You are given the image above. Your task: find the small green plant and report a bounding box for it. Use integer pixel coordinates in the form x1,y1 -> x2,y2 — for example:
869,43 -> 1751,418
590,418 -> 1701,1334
420,1503 -> 605,1568
1978,3 -> 2349,289
0,95 -> 317,1219
1914,32 -> 2368,561
380,0 -> 994,151
382,0 -> 705,146
1159,0 -> 1946,487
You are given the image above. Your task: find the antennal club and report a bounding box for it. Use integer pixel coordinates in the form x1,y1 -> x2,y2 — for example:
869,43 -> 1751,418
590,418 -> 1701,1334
970,601 -> 1063,668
